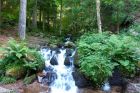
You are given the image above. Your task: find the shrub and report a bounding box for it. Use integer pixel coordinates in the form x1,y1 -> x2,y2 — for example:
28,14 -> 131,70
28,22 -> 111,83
0,76 -> 16,84
0,39 -> 45,79
77,32 -> 140,86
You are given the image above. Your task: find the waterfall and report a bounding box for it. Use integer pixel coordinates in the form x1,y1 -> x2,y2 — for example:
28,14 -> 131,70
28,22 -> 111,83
40,47 -> 77,93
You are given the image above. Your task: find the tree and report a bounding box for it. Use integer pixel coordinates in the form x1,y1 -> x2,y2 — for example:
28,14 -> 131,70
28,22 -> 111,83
18,0 -> 27,40
0,0 -> 1,30
32,0 -> 38,30
59,0 -> 62,35
96,0 -> 102,33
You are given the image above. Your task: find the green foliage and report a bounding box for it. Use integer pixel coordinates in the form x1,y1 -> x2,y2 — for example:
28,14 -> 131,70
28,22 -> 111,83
77,31 -> 140,86
0,76 -> 16,84
5,64 -> 25,79
23,74 -> 36,85
80,55 -> 115,87
0,39 -> 45,80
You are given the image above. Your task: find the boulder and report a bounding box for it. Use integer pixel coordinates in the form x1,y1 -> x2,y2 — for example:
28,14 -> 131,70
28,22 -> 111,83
64,57 -> 71,66
23,82 -> 49,93
64,41 -> 76,48
66,48 -> 72,56
72,71 -> 92,88
109,67 -> 128,93
5,65 -> 26,79
50,56 -> 58,65
42,71 -> 57,86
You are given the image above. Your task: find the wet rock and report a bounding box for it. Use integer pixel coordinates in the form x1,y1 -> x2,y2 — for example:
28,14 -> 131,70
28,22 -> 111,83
73,51 -> 80,68
109,67 -> 123,86
42,72 -> 57,86
65,83 -> 71,91
64,57 -> 71,66
50,56 -> 58,65
64,34 -> 72,42
44,66 -> 54,72
109,67 -> 128,93
57,43 -> 64,48
72,71 -> 92,88
66,48 -> 72,56
64,41 -> 76,48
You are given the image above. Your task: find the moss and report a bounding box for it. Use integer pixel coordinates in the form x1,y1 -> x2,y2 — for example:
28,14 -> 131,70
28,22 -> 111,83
23,74 -> 36,85
0,76 -> 16,84
5,64 -> 26,79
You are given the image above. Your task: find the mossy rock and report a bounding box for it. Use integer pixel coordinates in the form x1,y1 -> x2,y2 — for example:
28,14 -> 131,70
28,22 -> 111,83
23,74 -> 36,85
64,41 -> 76,48
5,65 -> 26,79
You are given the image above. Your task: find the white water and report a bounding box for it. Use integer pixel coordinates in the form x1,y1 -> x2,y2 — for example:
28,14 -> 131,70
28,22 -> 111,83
40,48 -> 77,93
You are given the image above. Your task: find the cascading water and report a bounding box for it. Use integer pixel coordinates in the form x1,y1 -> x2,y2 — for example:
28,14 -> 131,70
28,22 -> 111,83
40,47 -> 77,93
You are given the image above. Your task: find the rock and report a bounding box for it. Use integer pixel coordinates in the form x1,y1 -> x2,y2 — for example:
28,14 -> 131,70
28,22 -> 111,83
126,83 -> 140,93
5,65 -> 26,79
50,56 -> 58,65
109,67 -> 123,86
64,34 -> 72,42
44,66 -> 54,72
77,88 -> 103,93
23,74 -> 36,85
42,72 -> 57,86
57,43 -> 64,48
23,82 -> 49,93
64,41 -> 76,48
73,51 -> 80,68
109,67 -> 128,93
64,57 -> 71,66
72,71 -> 92,88
0,87 -> 14,93
66,48 -> 72,56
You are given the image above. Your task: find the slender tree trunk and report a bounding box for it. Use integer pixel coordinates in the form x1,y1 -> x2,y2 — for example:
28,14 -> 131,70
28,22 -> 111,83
32,0 -> 37,30
116,6 -> 120,33
18,0 -> 27,40
96,0 -> 102,33
59,0 -> 62,35
0,0 -> 1,30
39,6 -> 42,23
42,11 -> 45,31
47,5 -> 50,31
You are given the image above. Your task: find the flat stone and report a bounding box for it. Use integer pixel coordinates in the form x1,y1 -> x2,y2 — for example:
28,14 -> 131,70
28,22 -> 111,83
0,87 -> 13,93
126,83 -> 140,93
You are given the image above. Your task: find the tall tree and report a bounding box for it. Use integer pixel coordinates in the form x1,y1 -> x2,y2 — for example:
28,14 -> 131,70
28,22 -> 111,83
59,0 -> 62,35
18,0 -> 27,40
96,0 -> 102,33
32,0 -> 37,30
0,0 -> 1,30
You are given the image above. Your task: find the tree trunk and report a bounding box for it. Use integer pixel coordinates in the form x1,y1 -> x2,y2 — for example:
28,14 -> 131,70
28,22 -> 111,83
59,0 -> 62,35
18,0 -> 27,40
116,6 -> 120,33
39,6 -> 42,23
32,0 -> 37,30
42,11 -> 45,31
96,0 -> 102,33
0,0 -> 1,30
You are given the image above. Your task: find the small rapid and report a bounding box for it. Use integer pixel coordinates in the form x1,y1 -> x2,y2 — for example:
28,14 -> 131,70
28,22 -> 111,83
40,47 -> 77,93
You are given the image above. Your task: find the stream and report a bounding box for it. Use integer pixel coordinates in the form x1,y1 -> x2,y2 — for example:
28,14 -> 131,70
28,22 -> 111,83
40,46 -> 78,93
